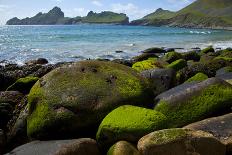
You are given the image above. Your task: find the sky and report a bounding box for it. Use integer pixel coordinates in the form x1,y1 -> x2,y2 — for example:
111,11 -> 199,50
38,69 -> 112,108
0,0 -> 195,25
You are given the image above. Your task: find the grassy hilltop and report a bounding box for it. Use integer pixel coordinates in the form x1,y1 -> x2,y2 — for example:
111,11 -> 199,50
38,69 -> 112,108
131,0 -> 232,29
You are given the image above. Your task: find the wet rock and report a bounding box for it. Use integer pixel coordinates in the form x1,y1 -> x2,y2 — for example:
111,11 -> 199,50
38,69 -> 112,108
115,51 -> 124,53
111,59 -> 133,67
141,68 -> 176,95
25,58 -> 48,65
184,113 -> 232,155
107,141 -> 140,155
142,47 -> 166,54
27,61 -> 153,139
5,138 -> 100,155
138,128 -> 225,155
154,78 -> 232,128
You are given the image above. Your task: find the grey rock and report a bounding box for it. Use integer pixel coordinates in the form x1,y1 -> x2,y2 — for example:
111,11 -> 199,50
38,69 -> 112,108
216,67 -> 232,81
141,68 -> 176,96
184,113 -> 232,155
5,138 -> 100,155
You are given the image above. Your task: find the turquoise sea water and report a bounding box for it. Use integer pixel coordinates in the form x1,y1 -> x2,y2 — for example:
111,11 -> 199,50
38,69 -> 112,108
0,25 -> 232,64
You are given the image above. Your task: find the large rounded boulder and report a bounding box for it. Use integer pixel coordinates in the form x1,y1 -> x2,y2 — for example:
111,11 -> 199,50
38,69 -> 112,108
138,128 -> 225,155
27,61 -> 153,139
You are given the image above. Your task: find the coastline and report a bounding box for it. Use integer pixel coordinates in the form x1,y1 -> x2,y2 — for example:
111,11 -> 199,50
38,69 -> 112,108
1,45 -> 232,154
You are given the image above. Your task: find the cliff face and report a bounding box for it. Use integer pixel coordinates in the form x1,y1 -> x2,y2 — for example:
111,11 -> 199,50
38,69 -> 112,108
130,0 -> 232,29
6,7 -> 129,25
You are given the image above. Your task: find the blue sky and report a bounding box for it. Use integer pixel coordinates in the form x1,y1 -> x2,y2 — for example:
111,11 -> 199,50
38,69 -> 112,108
0,0 -> 194,25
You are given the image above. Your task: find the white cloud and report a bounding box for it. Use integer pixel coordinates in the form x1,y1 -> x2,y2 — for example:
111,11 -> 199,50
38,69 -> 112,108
111,3 -> 152,20
92,1 -> 103,7
51,0 -> 63,3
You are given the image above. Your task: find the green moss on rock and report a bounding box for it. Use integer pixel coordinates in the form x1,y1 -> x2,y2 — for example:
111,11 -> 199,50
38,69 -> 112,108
224,66 -> 232,73
107,141 -> 140,155
96,105 -> 168,147
214,56 -> 232,62
167,59 -> 187,71
163,51 -> 183,63
182,51 -> 200,61
200,46 -> 215,55
185,73 -> 208,83
154,80 -> 232,128
7,76 -> 39,94
27,61 -> 154,139
132,58 -> 161,72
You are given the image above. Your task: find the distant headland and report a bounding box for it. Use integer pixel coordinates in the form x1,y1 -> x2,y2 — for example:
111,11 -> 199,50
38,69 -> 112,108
6,7 -> 129,25
6,0 -> 232,30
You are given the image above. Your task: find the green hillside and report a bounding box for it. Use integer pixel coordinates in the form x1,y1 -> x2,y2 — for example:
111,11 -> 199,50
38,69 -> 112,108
131,0 -> 232,29
82,11 -> 129,24
6,7 -> 129,25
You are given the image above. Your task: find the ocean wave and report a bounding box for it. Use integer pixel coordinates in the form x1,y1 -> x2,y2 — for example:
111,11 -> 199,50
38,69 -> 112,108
190,31 -> 211,34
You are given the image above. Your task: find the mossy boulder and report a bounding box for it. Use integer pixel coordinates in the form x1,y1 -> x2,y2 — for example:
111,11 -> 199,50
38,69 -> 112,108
177,59 -> 228,84
184,113 -> 232,155
7,76 -> 39,94
132,53 -> 158,62
185,73 -> 208,83
138,128 -> 225,155
154,78 -> 232,128
214,56 -> 232,63
132,58 -> 165,72
200,46 -> 215,55
182,51 -> 200,61
27,61 -> 154,139
96,105 -> 168,147
107,141 -> 140,155
200,52 -> 217,63
163,51 -> 183,63
167,59 -> 187,71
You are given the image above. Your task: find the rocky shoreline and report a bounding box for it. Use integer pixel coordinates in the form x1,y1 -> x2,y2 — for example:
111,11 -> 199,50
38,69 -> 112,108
0,46 -> 232,155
